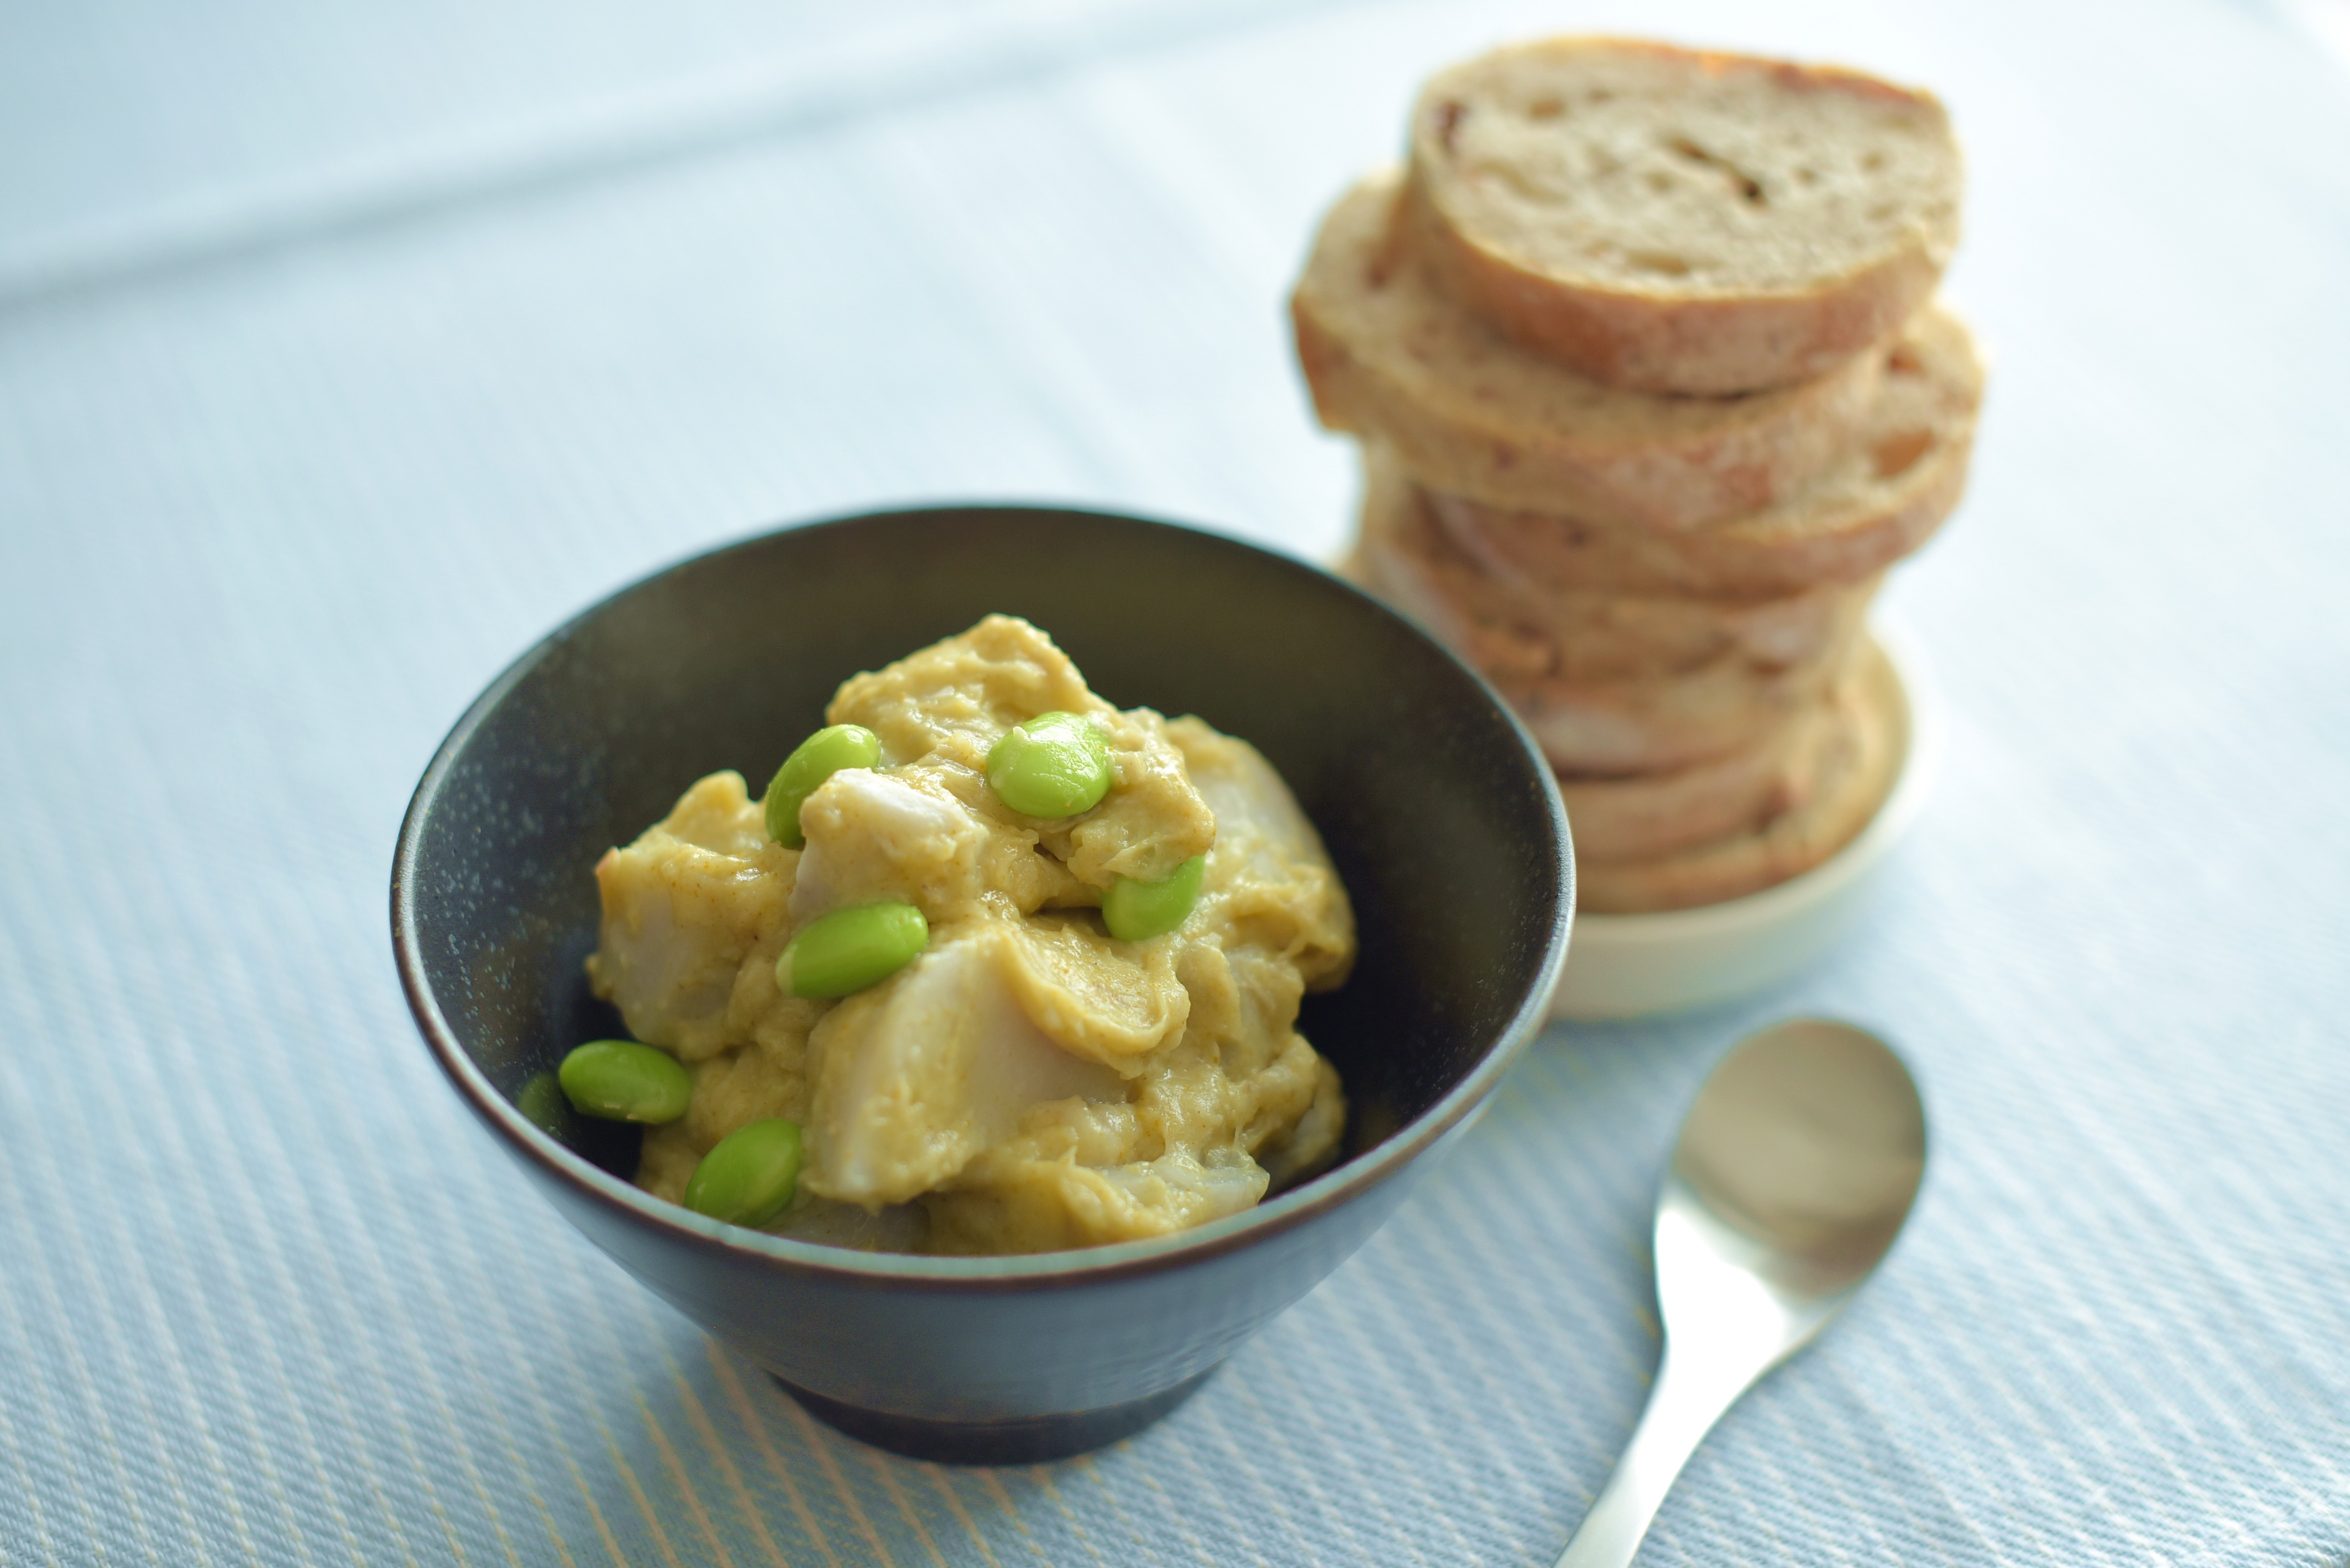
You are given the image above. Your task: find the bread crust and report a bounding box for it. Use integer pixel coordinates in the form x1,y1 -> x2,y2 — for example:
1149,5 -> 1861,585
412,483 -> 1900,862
1576,635 -> 1902,911
1421,303 -> 1983,596
1407,38 -> 1960,393
1499,628 -> 1861,775
1354,444 -> 1881,681
1292,171 -> 1888,529
1558,693 -> 1852,866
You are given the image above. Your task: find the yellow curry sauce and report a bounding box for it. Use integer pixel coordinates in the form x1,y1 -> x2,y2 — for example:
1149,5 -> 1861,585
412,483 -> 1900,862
584,616 -> 1356,1255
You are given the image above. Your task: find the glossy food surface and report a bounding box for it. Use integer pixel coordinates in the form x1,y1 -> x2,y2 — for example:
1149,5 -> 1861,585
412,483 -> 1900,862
589,615 -> 1358,1255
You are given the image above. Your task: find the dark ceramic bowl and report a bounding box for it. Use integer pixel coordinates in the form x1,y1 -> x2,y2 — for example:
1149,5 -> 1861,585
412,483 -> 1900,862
393,505 -> 1571,1464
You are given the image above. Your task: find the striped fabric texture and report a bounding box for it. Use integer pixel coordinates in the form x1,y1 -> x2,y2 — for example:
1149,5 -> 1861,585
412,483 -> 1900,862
3,0 -> 2347,1562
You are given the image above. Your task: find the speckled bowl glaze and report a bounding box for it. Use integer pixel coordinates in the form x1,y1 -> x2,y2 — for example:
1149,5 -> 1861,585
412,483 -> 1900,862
393,505 -> 1572,1463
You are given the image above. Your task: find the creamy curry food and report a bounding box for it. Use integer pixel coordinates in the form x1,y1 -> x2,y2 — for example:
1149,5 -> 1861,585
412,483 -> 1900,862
566,615 -> 1356,1256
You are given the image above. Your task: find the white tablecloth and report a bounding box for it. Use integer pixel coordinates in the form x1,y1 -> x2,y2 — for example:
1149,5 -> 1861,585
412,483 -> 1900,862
5,0 -> 2347,1561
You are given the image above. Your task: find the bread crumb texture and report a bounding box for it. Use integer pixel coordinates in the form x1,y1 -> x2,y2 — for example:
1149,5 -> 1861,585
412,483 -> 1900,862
1407,38 -> 1964,392
1419,40 -> 1957,291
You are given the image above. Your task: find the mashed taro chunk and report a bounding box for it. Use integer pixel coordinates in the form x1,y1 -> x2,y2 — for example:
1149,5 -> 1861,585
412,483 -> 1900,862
583,616 -> 1356,1255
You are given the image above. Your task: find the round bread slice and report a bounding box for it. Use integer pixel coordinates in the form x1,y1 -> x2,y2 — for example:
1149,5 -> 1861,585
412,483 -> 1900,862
1292,169 -> 1888,529
1577,636 -> 1902,911
1407,38 -> 1961,393
1355,442 -> 1881,682
1559,693 -> 1853,866
1423,302 -> 1982,597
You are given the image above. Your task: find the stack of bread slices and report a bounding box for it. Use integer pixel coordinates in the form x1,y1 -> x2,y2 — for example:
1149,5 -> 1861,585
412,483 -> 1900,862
1294,37 -> 1983,912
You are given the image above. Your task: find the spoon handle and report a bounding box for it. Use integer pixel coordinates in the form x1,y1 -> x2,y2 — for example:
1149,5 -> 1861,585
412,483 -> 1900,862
1551,1343 -> 1755,1568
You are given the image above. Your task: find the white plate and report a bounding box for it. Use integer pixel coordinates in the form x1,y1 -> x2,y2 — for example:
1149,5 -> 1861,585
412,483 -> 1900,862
1551,624 -> 1940,1020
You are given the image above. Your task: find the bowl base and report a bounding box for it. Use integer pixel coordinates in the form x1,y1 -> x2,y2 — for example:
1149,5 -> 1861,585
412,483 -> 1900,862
774,1368 -> 1217,1464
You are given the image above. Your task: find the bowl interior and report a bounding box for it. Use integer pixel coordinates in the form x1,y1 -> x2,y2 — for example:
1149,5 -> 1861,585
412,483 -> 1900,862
400,506 -> 1570,1232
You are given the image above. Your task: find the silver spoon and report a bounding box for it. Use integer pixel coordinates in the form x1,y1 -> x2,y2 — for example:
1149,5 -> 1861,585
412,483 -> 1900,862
1554,1018 -> 1927,1568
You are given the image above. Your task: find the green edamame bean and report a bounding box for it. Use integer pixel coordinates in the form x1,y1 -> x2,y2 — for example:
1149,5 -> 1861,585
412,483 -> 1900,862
683,1119 -> 803,1227
764,724 -> 883,847
1102,854 -> 1206,942
515,1071 -> 579,1140
777,901 -> 929,999
987,711 -> 1112,819
557,1039 -> 693,1124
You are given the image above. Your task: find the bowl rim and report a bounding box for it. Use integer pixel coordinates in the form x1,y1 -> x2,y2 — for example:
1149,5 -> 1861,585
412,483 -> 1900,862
391,502 -> 1573,1294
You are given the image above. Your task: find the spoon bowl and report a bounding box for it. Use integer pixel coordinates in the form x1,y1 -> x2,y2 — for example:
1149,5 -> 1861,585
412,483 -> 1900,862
1671,1018 -> 1926,1309
1558,1019 -> 1926,1567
